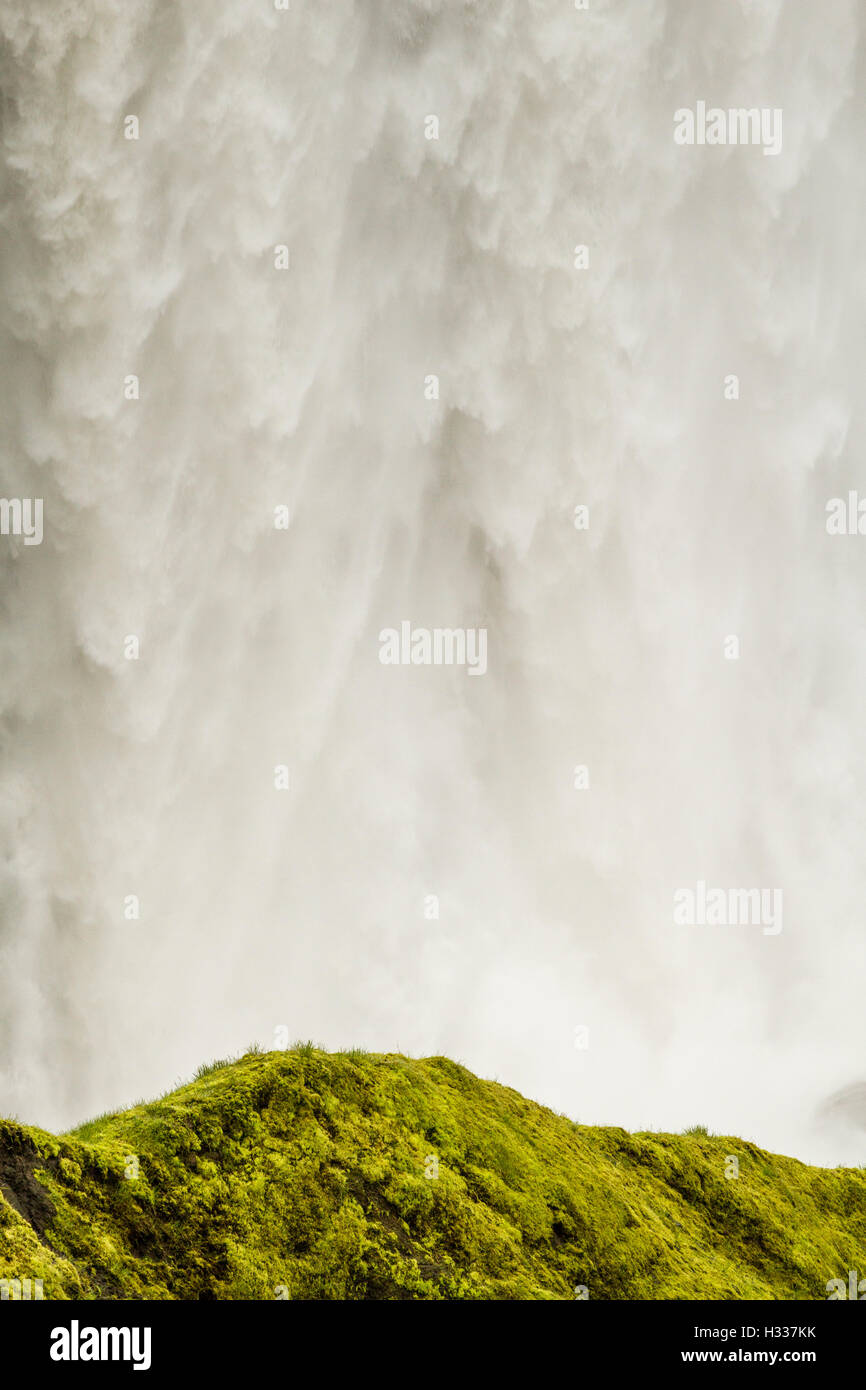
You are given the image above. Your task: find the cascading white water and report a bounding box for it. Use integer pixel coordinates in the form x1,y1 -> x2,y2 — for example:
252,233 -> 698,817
0,0 -> 865,1163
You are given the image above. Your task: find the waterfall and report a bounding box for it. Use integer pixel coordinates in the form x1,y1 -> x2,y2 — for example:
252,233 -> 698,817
0,0 -> 864,1162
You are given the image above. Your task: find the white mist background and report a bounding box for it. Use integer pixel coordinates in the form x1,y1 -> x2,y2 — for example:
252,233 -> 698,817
0,0 -> 864,1162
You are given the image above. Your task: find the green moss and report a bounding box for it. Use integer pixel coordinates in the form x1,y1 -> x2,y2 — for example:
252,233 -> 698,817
0,1047 -> 864,1300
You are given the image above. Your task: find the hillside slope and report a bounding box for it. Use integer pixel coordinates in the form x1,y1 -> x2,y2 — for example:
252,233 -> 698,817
1,1048 -> 863,1300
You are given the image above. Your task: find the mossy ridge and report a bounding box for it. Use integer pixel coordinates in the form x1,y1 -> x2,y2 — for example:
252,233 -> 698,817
0,1047 -> 863,1300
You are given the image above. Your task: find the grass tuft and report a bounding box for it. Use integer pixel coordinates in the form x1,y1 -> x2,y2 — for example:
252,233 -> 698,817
193,1057 -> 234,1081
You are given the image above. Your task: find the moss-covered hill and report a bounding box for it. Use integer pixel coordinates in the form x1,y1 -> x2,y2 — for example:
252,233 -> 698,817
1,1046 -> 864,1300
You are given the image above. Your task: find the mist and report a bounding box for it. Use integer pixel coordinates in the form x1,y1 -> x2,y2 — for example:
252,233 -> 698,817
0,0 -> 865,1165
